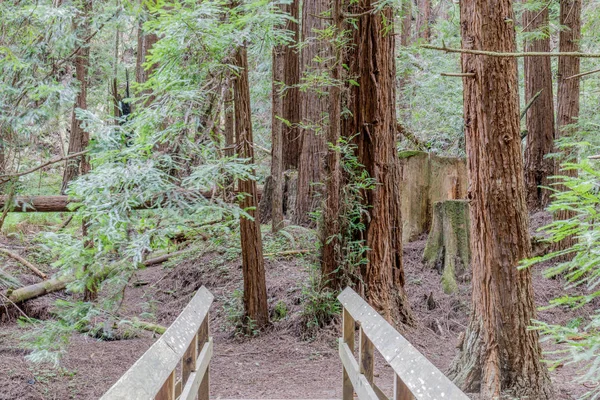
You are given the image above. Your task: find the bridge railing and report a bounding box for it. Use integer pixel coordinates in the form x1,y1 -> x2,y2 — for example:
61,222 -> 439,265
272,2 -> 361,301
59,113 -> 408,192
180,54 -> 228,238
101,286 -> 214,400
338,287 -> 469,400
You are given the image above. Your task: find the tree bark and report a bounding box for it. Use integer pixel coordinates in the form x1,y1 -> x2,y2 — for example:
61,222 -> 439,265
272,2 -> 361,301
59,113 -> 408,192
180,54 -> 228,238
321,0 -> 343,290
294,0 -> 329,226
61,0 -> 92,194
446,0 -> 553,396
553,0 -> 581,256
271,28 -> 285,232
282,0 -> 301,171
416,0 -> 431,41
349,3 -> 413,326
233,46 -> 269,329
135,1 -> 158,86
400,0 -> 412,46
523,4 -> 555,210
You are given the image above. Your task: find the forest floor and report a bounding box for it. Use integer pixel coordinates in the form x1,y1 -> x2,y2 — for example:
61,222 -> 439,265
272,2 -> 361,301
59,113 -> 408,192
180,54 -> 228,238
0,211 -> 595,399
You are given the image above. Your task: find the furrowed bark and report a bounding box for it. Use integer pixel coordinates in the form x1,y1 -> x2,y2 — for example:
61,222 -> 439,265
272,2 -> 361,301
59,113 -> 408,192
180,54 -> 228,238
553,0 -> 581,257
446,0 -> 553,396
523,3 -> 555,210
349,2 -> 414,326
233,45 -> 269,329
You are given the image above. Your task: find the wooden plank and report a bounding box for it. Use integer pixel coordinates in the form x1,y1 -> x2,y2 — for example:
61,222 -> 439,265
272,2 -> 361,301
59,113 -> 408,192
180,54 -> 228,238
182,333 -> 198,386
373,382 -> 390,400
359,326 -> 374,383
155,370 -> 175,400
338,288 -> 469,400
180,338 -> 213,400
342,308 -> 355,400
174,379 -> 182,398
100,287 -> 214,400
339,341 -> 379,400
198,317 -> 210,400
394,375 -> 414,400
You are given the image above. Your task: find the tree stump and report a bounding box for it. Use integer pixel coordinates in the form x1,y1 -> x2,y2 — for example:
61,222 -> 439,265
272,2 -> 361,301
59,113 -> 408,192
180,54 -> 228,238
422,200 -> 470,294
399,151 -> 468,242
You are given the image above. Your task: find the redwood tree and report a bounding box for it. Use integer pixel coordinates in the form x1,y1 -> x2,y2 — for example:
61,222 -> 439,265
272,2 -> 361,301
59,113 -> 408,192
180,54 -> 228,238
348,3 -> 413,325
523,3 -> 555,209
271,0 -> 299,232
294,0 -> 329,225
61,0 -> 92,194
233,45 -> 269,328
553,0 -> 581,254
446,0 -> 552,396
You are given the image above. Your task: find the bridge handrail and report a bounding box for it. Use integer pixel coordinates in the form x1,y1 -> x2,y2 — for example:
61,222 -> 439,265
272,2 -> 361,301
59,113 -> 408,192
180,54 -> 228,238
338,287 -> 469,400
101,286 -> 214,400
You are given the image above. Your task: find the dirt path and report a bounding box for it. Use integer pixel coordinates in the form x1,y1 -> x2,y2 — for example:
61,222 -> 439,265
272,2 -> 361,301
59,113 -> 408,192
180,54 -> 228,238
0,213 -> 594,399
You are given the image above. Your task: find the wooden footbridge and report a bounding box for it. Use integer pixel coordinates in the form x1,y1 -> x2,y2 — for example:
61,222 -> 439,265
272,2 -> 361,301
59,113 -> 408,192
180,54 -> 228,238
100,287 -> 468,400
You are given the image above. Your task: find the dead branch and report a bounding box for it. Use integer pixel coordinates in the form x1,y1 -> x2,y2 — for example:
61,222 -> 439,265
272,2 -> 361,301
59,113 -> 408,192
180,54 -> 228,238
0,248 -> 47,280
520,89 -> 543,120
565,67 -> 600,80
440,72 -> 475,77
422,44 -> 600,58
264,249 -> 311,257
0,150 -> 89,185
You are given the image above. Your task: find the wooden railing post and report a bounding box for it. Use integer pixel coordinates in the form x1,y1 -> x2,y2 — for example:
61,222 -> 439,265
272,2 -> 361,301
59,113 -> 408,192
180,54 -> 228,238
359,325 -> 374,383
342,307 -> 355,400
155,371 -> 175,400
394,374 -> 414,400
198,314 -> 210,400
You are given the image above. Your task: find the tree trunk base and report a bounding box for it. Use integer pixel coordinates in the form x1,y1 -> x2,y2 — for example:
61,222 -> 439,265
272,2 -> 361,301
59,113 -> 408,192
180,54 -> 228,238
422,200 -> 470,294
259,175 -> 274,223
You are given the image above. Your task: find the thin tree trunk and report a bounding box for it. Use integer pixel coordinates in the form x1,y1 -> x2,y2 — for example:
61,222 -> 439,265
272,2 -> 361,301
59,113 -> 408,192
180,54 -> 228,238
350,3 -> 413,326
416,0 -> 431,41
272,48 -> 284,232
294,0 -> 329,226
400,0 -> 412,46
135,5 -> 158,86
233,46 -> 269,329
282,0 -> 301,171
446,0 -> 553,396
553,0 -> 581,256
61,0 -> 92,194
523,5 -> 555,210
321,0 -> 343,290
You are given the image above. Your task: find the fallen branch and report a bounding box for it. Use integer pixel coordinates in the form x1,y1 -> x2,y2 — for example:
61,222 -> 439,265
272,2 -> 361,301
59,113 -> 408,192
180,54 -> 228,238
6,276 -> 70,303
144,249 -> 192,267
0,150 -> 89,185
440,72 -> 475,77
422,44 -> 600,58
397,122 -> 427,151
134,319 -> 167,335
264,249 -> 311,257
0,248 -> 47,280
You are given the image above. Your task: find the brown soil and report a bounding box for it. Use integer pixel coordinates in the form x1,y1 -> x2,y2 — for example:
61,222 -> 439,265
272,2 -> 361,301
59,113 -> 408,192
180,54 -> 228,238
0,213 -> 593,399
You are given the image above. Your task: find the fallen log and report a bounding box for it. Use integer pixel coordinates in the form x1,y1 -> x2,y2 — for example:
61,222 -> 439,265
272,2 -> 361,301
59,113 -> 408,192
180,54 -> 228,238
0,248 -> 47,280
0,190 -> 263,213
6,276 -> 70,303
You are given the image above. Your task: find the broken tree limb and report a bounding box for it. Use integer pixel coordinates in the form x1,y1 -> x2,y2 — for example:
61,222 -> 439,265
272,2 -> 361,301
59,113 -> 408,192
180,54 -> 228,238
6,276 -> 70,303
0,248 -> 47,280
143,249 -> 191,267
565,67 -> 600,80
520,89 -> 543,120
440,72 -> 475,77
0,150 -> 89,185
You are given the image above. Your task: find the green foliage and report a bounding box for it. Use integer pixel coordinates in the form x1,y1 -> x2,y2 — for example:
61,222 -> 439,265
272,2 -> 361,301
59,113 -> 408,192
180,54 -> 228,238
300,262 -> 340,338
222,288 -> 259,337
272,300 -> 288,321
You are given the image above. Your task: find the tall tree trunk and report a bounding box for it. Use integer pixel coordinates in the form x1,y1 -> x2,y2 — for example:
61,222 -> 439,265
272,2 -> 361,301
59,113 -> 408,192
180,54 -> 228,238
446,0 -> 553,396
294,0 -> 329,226
271,0 -> 299,231
553,0 -> 581,256
61,0 -> 92,194
282,0 -> 301,171
400,0 -> 412,46
321,0 -> 343,290
272,46 -> 284,232
416,0 -> 431,41
233,46 -> 269,329
523,5 -> 555,210
135,5 -> 158,86
350,3 -> 413,325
